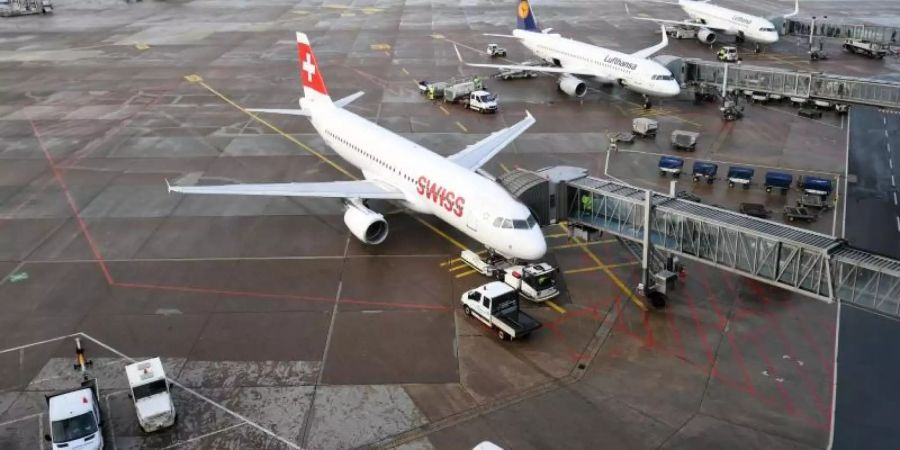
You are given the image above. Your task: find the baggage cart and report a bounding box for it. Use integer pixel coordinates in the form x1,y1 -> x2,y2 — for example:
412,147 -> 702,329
659,156 -> 684,178
783,206 -> 817,222
764,171 -> 793,194
727,166 -> 754,189
691,161 -> 718,184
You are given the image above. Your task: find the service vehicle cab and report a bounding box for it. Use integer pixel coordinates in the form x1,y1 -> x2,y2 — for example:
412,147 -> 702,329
486,43 -> 507,57
461,281 -> 542,340
126,357 -> 176,433
499,263 -> 558,302
45,378 -> 103,450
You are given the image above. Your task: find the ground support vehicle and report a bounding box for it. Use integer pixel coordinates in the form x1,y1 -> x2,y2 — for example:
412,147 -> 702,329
664,25 -> 698,40
45,378 -> 103,449
717,46 -> 740,62
799,108 -> 823,119
843,39 -> 888,59
784,206 -> 817,222
632,118 -> 658,137
671,130 -> 699,151
765,171 -> 793,194
495,67 -> 537,80
727,166 -> 754,189
461,281 -> 542,340
720,99 -> 743,120
799,176 -> 833,199
458,90 -> 499,113
459,250 -> 559,302
692,161 -> 718,184
486,43 -> 507,57
797,193 -> 831,210
740,203 -> 771,219
126,357 -> 176,433
659,156 -> 684,178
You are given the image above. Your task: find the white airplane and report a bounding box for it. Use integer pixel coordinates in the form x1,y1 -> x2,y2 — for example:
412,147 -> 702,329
456,0 -> 680,109
167,32 -> 547,261
634,0 -> 800,52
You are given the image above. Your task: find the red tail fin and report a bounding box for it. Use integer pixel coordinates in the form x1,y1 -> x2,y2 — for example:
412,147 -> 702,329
296,32 -> 330,101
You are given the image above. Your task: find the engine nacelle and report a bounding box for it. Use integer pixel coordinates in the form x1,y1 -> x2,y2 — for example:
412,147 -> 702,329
558,74 -> 587,98
343,201 -> 389,245
697,28 -> 716,44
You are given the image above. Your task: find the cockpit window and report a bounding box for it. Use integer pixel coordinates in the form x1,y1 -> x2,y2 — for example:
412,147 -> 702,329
512,219 -> 529,229
493,216 -> 539,229
652,74 -> 674,81
759,27 -> 775,32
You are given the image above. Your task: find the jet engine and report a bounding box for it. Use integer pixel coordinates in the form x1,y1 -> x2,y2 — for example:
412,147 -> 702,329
343,200 -> 389,245
697,28 -> 716,44
558,74 -> 587,98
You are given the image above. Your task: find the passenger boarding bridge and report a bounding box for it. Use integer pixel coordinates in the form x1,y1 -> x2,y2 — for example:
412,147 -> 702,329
657,56 -> 900,110
499,167 -> 900,318
783,17 -> 899,47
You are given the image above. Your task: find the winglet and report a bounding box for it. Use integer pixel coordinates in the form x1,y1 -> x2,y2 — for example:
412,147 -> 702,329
784,0 -> 799,18
165,178 -> 172,193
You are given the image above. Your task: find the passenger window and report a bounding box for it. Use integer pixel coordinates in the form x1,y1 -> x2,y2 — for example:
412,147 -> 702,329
493,217 -> 503,227
482,297 -> 489,308
502,219 -> 513,229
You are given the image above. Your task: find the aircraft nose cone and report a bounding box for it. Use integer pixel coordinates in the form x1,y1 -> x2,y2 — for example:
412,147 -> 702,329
666,81 -> 681,96
517,231 -> 547,261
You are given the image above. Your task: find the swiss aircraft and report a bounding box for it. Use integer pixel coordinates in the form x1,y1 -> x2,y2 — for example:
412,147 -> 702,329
456,0 -> 680,109
633,0 -> 800,52
167,32 -> 547,260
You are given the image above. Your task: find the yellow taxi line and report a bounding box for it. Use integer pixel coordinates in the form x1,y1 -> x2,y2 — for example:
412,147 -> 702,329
563,260 -> 640,275
190,76 -> 470,252
559,223 -> 648,311
545,300 -> 566,314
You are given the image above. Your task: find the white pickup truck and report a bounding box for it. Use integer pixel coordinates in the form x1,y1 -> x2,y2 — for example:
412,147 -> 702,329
461,282 -> 542,340
45,378 -> 103,450
459,250 -> 559,302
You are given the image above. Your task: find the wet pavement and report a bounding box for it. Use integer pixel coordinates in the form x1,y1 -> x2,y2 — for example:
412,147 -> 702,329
0,0 -> 896,449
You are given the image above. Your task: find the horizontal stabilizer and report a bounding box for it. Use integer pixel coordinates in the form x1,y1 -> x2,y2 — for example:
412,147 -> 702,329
247,108 -> 310,117
334,91 -> 365,108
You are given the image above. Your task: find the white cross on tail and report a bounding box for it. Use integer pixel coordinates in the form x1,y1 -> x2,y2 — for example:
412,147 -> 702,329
302,52 -> 316,83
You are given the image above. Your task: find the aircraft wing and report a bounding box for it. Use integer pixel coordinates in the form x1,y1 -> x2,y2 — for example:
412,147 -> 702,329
448,112 -> 536,171
167,179 -> 406,199
633,17 -> 726,32
453,44 -> 596,77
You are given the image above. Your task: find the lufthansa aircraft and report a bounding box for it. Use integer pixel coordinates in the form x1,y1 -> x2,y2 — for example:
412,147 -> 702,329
168,32 -> 547,260
634,0 -> 800,52
456,0 -> 680,108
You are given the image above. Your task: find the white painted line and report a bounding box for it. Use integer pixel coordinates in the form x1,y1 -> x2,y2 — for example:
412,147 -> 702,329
895,192 -> 898,206
0,334 -> 79,355
78,333 -> 303,450
897,216 -> 900,233
161,422 -> 248,449
0,412 -> 42,427
886,129 -> 890,138
827,300 -> 841,450
893,175 -> 896,187
841,113 -> 850,239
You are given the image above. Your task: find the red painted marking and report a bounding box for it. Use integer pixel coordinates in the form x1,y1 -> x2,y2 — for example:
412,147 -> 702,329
682,285 -> 716,368
29,119 -> 114,285
297,41 -> 328,95
752,283 -> 830,424
663,299 -> 687,360
114,282 -> 451,312
697,269 -> 759,398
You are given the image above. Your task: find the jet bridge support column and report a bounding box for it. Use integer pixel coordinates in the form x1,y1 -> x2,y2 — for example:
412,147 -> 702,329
640,190 -> 652,292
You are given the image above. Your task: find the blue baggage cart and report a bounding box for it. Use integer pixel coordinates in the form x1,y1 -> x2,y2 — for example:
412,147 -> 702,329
658,156 -> 684,178
764,171 -> 793,194
800,176 -> 833,198
727,166 -> 754,189
692,161 -> 718,184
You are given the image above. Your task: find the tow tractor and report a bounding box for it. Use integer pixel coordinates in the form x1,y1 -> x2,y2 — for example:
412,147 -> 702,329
459,250 -> 559,302
44,338 -> 104,450
486,43 -> 507,57
126,357 -> 176,433
716,46 -> 741,62
461,281 -> 542,341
